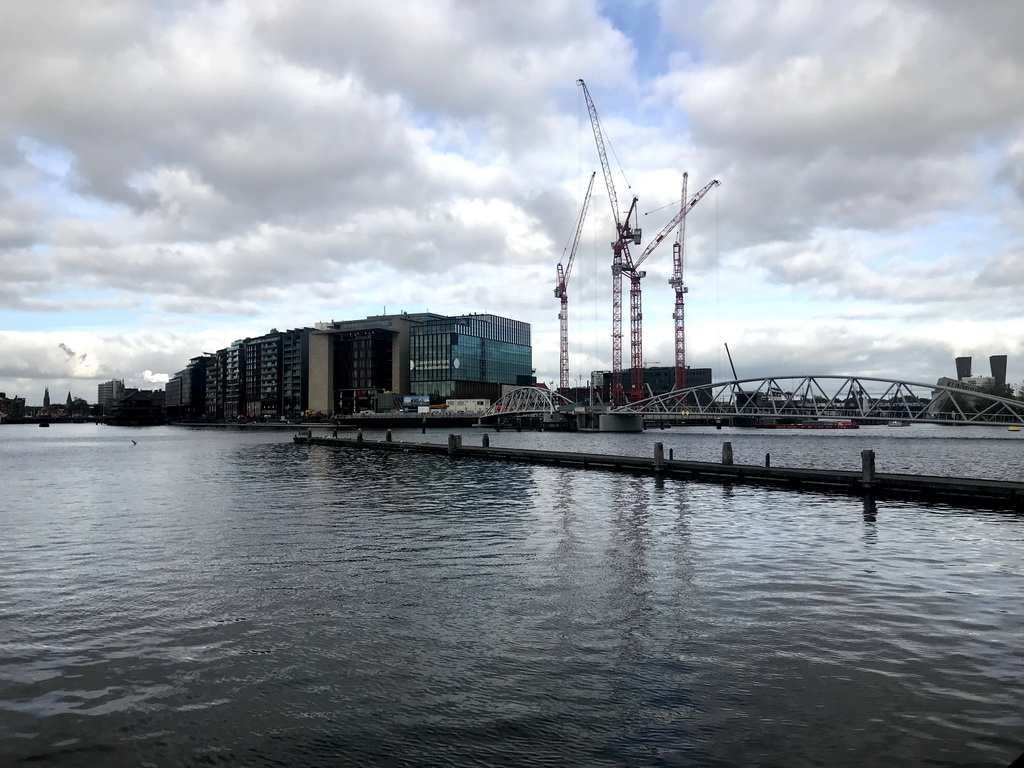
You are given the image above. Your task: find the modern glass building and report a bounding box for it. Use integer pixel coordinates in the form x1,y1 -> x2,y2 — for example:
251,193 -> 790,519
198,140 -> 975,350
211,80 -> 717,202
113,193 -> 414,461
409,314 -> 533,400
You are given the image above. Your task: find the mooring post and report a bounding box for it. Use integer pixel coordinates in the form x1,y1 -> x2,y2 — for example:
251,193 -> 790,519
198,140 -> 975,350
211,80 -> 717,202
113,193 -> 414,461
356,429 -> 363,444
669,448 -> 674,461
482,433 -> 490,448
306,428 -> 312,441
716,419 -> 722,430
332,429 -> 338,439
765,452 -> 770,468
722,441 -> 734,465
386,429 -> 392,442
654,442 -> 665,472
516,417 -> 522,433
421,417 -> 427,434
448,433 -> 461,455
861,449 -> 876,490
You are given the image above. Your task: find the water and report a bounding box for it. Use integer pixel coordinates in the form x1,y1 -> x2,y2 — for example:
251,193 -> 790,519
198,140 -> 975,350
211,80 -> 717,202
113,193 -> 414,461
2,423 -> 1023,766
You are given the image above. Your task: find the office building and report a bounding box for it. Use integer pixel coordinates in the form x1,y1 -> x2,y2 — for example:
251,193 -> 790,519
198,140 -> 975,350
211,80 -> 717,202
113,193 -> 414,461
409,314 -> 533,401
307,312 -> 532,415
98,379 -> 126,415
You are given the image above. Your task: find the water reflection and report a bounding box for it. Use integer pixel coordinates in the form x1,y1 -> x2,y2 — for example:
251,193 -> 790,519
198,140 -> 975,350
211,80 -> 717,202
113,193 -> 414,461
5,427 -> 1024,767
862,495 -> 879,545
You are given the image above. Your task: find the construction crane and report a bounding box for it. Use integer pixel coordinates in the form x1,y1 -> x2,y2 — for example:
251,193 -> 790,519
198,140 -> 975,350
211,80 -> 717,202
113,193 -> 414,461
577,78 -> 642,405
666,173 -> 721,391
555,172 -> 596,393
629,174 -> 720,398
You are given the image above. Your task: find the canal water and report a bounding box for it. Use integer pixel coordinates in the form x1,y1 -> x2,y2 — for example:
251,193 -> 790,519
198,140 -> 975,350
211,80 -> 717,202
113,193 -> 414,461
2,423 -> 1023,767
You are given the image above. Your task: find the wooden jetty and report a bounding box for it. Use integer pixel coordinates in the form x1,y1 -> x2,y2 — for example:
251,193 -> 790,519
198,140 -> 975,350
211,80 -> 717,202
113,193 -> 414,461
293,431 -> 1024,511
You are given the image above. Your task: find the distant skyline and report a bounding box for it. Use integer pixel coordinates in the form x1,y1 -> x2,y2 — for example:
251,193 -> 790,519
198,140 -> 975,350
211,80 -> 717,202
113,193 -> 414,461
3,1 -> 1024,405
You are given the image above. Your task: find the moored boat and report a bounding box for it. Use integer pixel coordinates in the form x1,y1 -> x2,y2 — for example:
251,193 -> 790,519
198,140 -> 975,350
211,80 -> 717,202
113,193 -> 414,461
755,418 -> 859,430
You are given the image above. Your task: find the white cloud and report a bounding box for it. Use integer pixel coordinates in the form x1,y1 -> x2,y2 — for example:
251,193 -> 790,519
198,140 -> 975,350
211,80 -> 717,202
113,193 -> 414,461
2,0 -> 1024,403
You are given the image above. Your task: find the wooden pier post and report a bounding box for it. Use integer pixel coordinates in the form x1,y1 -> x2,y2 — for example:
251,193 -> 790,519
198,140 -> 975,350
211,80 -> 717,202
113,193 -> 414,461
722,441 -> 734,465
421,417 -> 427,434
654,442 -> 665,472
482,433 -> 490,447
356,429 -> 363,444
669,448 -> 674,461
332,429 -> 338,439
765,452 -> 771,468
386,429 -> 392,442
861,449 -> 876,490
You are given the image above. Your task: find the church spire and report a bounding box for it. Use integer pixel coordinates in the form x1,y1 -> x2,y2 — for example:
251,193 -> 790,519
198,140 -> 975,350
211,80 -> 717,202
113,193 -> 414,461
43,387 -> 50,407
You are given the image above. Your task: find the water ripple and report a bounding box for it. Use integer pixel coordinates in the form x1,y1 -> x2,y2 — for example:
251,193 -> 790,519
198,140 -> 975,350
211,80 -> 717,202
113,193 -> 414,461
1,425 -> 1023,766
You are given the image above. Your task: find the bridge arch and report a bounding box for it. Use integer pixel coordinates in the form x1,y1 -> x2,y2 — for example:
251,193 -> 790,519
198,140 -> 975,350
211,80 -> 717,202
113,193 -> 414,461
614,375 -> 1024,426
481,387 -> 573,419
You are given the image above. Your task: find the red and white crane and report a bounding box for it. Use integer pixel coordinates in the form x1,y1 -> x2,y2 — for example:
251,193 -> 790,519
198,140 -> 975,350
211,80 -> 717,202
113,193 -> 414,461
628,175 -> 719,399
578,78 -> 720,402
555,171 -> 596,393
671,173 -> 691,392
577,78 -> 641,404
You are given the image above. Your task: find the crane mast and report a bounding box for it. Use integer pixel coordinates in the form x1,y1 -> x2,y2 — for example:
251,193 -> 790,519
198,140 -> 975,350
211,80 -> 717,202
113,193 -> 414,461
672,173 -> 689,391
555,172 -> 596,393
655,175 -> 720,391
627,174 -> 720,399
578,79 -> 641,405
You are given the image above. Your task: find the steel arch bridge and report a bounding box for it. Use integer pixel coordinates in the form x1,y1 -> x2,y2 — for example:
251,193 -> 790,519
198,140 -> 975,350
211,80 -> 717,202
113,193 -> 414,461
481,387 -> 573,419
613,375 -> 1024,426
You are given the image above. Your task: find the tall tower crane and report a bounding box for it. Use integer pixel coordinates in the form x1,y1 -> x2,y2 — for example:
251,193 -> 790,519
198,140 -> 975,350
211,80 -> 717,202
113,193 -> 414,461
577,79 -> 641,404
667,173 -> 720,391
555,171 -> 596,393
672,173 -> 690,392
625,175 -> 719,399
578,79 -> 719,402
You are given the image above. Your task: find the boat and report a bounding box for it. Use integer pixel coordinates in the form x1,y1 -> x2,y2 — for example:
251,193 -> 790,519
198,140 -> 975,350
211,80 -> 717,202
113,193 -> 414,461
888,420 -> 909,427
1010,425 -> 1021,432
755,418 -> 859,430
38,422 -> 49,428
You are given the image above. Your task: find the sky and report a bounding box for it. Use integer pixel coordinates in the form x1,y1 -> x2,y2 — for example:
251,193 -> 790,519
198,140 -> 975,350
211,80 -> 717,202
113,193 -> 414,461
3,0 -> 1024,405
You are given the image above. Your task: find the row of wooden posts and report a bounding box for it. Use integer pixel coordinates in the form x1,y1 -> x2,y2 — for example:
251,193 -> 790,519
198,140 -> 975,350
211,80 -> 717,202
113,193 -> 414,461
319,428 -> 881,492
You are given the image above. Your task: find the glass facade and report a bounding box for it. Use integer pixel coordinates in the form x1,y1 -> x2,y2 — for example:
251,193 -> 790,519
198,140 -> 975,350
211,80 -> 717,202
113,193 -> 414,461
409,314 -> 532,399
333,329 -> 395,413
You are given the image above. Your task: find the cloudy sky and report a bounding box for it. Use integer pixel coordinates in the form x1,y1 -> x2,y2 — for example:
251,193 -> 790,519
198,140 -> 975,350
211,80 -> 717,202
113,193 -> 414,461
3,0 -> 1024,405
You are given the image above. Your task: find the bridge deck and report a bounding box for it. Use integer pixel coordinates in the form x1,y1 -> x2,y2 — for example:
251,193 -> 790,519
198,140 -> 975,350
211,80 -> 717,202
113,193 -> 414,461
294,433 -> 1024,511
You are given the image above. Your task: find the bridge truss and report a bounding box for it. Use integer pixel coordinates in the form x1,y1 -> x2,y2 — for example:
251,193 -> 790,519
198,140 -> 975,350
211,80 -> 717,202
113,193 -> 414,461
616,375 -> 1024,426
481,387 -> 573,419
